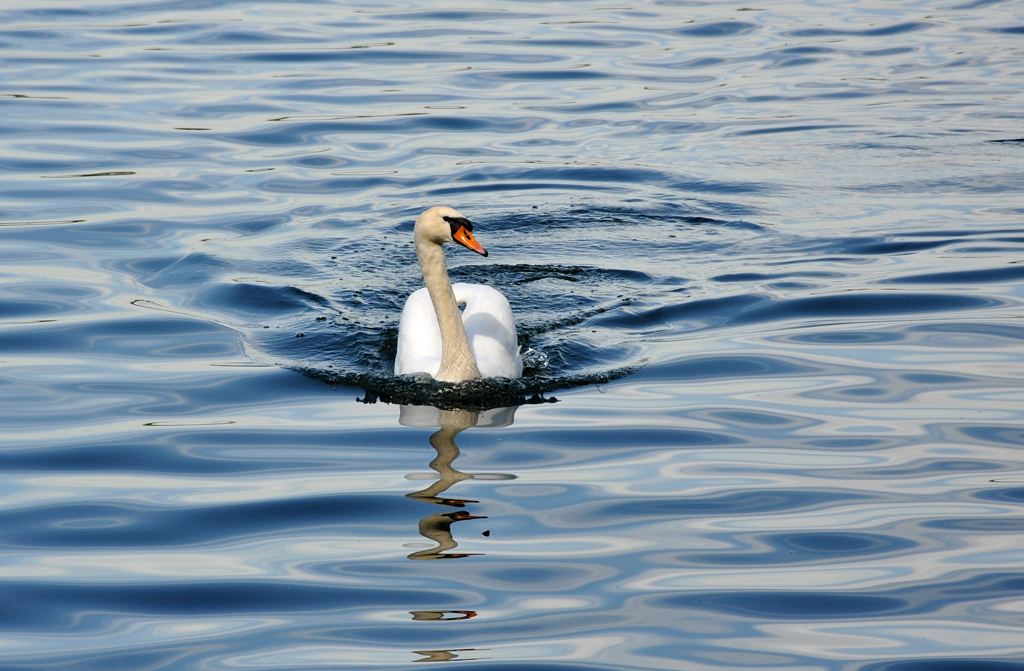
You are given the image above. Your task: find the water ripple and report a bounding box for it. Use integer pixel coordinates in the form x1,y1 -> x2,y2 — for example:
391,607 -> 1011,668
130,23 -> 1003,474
3,0 -> 1024,668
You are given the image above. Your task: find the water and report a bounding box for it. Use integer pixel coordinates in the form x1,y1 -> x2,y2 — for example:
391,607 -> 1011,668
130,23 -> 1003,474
2,0 -> 1024,668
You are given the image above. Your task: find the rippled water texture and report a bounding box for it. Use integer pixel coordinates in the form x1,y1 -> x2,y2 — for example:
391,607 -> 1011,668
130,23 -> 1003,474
3,0 -> 1024,669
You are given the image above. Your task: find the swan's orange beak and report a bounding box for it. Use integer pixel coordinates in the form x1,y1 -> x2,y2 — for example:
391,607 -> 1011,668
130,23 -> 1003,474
453,226 -> 488,257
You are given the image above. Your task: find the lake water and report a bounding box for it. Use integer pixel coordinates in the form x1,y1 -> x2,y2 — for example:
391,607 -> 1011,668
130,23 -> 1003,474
2,0 -> 1024,669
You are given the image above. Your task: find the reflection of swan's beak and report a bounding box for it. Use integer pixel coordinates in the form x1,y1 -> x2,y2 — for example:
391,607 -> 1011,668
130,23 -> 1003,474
453,226 -> 488,257
436,510 -> 486,524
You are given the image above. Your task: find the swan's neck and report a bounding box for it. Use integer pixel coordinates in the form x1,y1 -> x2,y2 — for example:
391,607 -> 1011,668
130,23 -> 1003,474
416,240 -> 481,382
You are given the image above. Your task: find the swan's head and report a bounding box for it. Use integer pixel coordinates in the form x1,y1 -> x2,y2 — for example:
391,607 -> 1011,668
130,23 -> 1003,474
415,206 -> 488,257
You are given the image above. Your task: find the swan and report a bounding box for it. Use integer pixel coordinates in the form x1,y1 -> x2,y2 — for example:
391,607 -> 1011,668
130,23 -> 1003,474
394,206 -> 522,382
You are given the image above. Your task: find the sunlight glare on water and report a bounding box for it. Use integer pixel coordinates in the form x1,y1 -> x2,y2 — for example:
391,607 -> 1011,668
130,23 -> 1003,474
1,0 -> 1024,669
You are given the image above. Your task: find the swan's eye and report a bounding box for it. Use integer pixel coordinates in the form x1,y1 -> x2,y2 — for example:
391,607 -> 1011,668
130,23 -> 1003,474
443,215 -> 473,237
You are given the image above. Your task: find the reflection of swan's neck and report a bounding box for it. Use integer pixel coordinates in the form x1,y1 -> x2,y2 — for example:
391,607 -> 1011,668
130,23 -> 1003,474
416,238 -> 481,382
407,410 -> 478,505
437,408 -> 479,432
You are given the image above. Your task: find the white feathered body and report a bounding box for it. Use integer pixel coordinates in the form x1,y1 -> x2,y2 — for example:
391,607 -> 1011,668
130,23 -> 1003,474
395,282 -> 522,379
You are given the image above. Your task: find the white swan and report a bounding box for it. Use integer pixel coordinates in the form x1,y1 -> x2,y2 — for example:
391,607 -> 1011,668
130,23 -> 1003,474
395,206 -> 522,382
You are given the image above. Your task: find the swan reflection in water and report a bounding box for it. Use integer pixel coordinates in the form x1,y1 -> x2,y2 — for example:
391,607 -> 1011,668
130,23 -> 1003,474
399,405 -> 516,663
412,648 -> 482,663
401,404 -> 517,561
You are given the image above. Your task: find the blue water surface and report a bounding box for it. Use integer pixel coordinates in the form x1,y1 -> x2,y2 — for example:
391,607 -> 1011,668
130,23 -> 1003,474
2,0 -> 1024,669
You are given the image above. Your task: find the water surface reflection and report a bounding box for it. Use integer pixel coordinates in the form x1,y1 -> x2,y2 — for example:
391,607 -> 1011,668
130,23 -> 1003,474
3,0 -> 1024,667
401,406 -> 517,559
399,404 -> 518,653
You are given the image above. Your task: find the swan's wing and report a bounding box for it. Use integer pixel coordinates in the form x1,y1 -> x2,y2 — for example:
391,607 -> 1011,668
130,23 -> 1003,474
454,283 -> 523,379
394,287 -> 442,377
